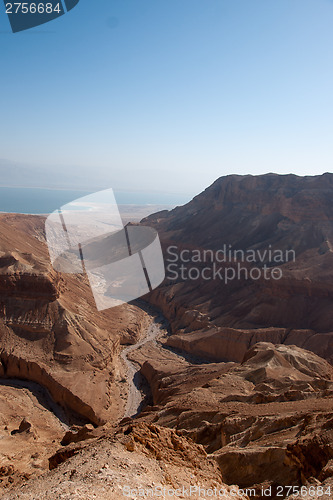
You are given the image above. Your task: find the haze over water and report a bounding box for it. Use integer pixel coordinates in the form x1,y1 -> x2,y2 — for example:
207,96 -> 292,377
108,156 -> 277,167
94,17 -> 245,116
0,187 -> 183,214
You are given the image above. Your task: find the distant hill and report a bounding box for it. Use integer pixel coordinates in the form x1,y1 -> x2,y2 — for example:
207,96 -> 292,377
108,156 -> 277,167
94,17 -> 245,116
143,172 -> 333,253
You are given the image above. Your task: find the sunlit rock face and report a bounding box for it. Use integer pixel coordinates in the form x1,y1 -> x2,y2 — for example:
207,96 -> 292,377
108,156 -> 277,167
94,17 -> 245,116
143,173 -> 333,352
0,213 -> 147,425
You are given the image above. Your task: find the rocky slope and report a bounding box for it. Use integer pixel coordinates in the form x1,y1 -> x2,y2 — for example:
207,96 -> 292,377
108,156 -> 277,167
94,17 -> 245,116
0,213 -> 149,425
0,213 -> 149,489
1,422 -> 248,500
143,173 -> 333,250
143,173 -> 333,359
129,334 -> 333,492
3,173 -> 333,498
165,326 -> 333,364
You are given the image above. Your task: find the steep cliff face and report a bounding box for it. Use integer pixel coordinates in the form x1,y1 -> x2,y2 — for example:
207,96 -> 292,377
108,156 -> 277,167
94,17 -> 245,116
144,173 -> 333,250
142,173 -> 333,356
0,213 -> 147,425
136,175 -> 333,492
165,327 -> 333,364
138,341 -> 333,413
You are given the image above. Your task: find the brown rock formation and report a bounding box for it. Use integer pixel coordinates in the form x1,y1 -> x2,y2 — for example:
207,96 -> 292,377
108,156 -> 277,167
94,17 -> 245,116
0,213 -> 148,425
3,173 -> 333,496
3,422 -> 248,500
142,173 -> 333,360
129,338 -> 333,490
166,327 -> 333,364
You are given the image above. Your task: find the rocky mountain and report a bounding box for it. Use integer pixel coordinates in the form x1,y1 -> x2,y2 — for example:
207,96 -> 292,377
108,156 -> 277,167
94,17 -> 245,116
0,213 -> 150,426
144,173 -> 333,251
2,173 -> 333,497
0,213 -> 151,489
143,173 -> 333,360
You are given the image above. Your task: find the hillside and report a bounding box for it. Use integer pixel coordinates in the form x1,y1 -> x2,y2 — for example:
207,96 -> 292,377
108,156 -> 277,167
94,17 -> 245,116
142,173 -> 333,360
2,174 -> 333,497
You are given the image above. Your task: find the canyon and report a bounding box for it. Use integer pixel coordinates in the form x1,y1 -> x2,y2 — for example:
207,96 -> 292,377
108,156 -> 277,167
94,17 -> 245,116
1,173 -> 333,497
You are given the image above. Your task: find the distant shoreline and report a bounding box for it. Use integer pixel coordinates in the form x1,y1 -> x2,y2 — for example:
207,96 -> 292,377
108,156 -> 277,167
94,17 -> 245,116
0,186 -> 180,215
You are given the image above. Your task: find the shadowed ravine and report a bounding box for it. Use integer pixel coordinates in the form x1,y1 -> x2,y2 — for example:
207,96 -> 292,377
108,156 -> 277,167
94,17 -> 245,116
0,378 -> 71,429
121,314 -> 167,418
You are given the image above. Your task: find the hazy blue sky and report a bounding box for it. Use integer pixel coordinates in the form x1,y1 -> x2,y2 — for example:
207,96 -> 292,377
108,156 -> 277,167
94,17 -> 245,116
0,0 -> 333,201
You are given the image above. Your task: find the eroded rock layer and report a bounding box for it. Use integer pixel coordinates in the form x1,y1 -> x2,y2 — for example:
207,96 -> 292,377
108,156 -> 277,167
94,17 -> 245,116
0,213 -> 147,425
143,173 -> 333,360
131,338 -> 333,490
